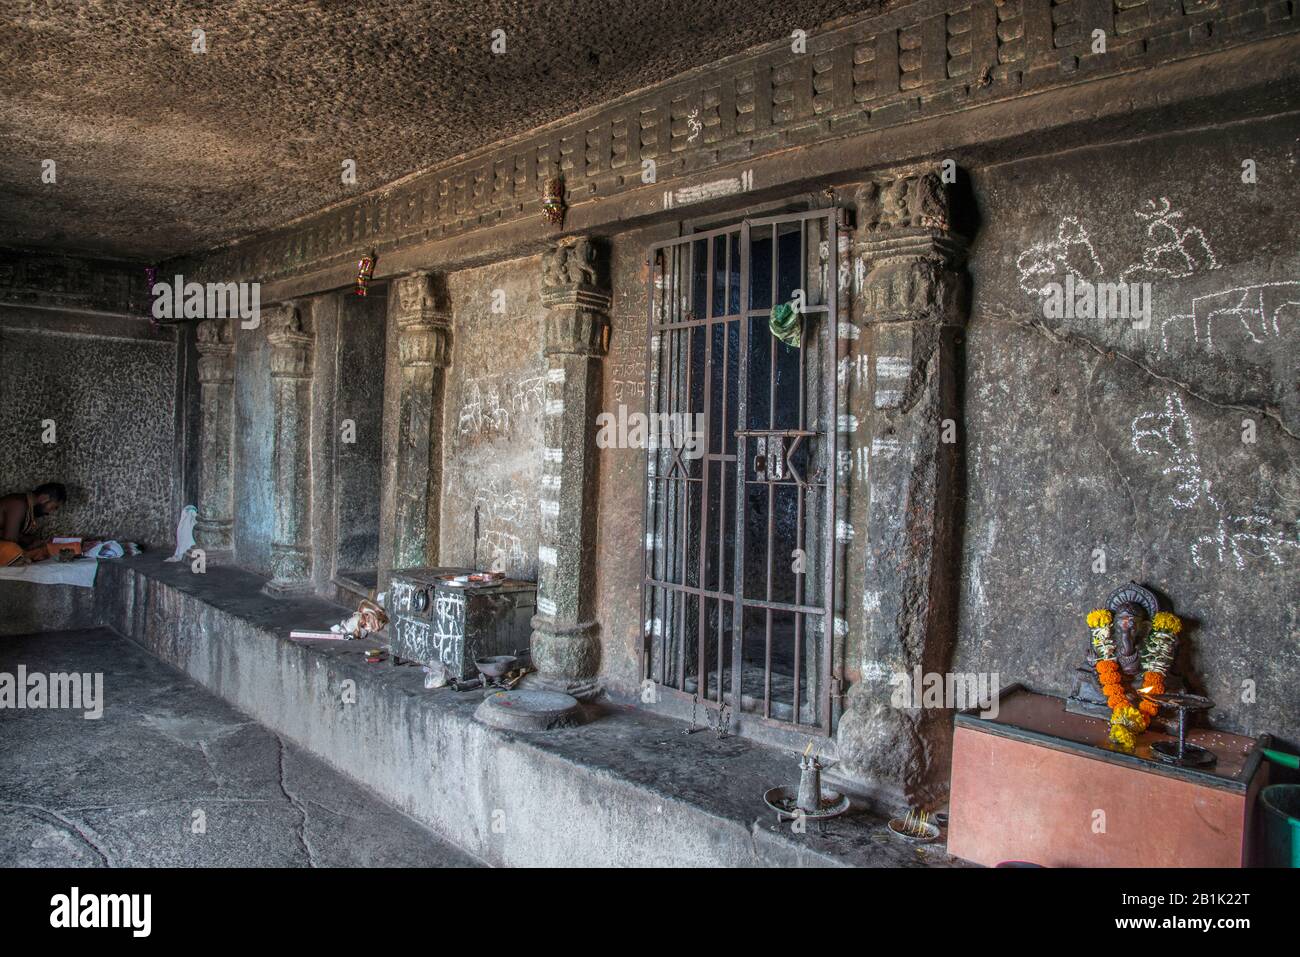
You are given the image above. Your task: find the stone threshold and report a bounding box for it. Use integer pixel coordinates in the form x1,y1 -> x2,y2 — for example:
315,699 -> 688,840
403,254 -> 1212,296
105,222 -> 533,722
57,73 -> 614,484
93,554 -> 968,867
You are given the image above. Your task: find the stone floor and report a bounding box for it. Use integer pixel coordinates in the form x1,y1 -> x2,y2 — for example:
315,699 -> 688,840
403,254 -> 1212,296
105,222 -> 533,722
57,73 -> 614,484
0,629 -> 481,867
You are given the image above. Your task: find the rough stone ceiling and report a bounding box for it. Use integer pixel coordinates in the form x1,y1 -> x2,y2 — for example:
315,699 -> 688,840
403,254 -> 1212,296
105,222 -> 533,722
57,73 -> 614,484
0,0 -> 881,263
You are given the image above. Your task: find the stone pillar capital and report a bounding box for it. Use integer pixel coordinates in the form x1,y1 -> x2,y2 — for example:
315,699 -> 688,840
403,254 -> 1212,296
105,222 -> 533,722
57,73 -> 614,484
393,271 -> 449,323
854,165 -> 954,234
195,316 -> 235,353
855,166 -> 968,327
196,317 -> 235,385
543,237 -> 610,357
393,272 -> 452,368
266,302 -> 314,377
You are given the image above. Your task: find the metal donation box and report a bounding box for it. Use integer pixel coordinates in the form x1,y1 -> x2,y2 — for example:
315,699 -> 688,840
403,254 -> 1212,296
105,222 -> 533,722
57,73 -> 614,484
385,567 -> 536,679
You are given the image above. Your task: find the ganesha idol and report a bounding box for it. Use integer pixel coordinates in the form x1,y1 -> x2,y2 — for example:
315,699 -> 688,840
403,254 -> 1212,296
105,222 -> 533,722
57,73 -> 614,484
1066,582 -> 1185,746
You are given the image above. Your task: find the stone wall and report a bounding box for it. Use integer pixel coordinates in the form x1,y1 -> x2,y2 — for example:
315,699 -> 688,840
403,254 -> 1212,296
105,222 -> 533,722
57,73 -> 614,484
582,112 -> 1298,794
949,114 -> 1298,745
0,304 -> 186,548
439,257 -> 547,579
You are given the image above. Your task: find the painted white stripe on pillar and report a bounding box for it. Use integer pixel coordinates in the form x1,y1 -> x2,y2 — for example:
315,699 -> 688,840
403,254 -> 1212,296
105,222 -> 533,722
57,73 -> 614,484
875,356 -> 911,379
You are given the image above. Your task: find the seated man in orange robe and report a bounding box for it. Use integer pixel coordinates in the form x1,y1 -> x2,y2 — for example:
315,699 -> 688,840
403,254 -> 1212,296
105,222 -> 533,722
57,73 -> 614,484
0,482 -> 67,565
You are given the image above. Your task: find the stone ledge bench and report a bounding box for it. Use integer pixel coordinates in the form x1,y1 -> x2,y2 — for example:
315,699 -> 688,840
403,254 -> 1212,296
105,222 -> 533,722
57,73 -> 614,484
83,553 -> 960,867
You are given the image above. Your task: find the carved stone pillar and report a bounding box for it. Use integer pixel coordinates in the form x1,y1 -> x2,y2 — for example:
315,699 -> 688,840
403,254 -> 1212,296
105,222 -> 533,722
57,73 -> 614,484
530,238 -> 610,685
390,272 -> 452,569
835,167 -> 969,807
263,302 -> 316,596
194,317 -> 235,556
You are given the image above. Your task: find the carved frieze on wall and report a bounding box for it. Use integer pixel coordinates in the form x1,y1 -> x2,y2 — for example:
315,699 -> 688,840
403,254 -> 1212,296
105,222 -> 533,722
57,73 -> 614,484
0,252 -> 147,314
180,0 -> 1297,287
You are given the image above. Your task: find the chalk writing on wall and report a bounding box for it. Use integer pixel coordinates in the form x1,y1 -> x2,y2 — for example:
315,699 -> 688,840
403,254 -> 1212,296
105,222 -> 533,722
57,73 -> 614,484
394,615 -> 432,661
1016,199 -> 1219,299
388,579 -> 417,613
1158,281 -> 1300,354
456,373 -> 545,438
1016,216 -> 1103,296
1130,393 -> 1205,511
608,333 -> 646,405
1120,198 -> 1219,284
1130,392 -> 1299,569
472,479 -> 534,574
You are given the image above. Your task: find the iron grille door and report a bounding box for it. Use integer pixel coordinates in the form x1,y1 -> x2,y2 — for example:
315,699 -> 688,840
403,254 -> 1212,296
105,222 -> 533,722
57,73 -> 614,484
642,210 -> 839,733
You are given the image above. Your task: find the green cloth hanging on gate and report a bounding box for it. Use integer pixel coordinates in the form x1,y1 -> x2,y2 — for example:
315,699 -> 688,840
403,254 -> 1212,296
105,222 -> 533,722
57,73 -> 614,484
769,300 -> 802,348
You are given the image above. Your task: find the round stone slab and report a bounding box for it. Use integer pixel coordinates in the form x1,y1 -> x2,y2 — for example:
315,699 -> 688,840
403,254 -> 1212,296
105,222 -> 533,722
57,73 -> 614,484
474,689 -> 582,732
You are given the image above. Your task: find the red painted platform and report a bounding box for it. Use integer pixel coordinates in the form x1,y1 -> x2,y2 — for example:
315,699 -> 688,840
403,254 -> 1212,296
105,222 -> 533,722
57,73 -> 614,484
947,688 -> 1269,868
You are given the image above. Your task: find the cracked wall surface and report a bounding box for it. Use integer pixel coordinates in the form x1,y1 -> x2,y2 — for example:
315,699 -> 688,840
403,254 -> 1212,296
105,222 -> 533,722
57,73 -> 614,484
950,115 -> 1299,744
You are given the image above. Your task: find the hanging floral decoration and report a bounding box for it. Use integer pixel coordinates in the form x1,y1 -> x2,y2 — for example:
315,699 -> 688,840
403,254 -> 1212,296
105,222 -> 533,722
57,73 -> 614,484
1086,607 -> 1182,748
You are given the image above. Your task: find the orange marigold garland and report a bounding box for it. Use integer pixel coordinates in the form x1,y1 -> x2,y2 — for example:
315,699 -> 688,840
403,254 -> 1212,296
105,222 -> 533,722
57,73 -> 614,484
1096,659 -> 1127,710
1086,608 -> 1165,745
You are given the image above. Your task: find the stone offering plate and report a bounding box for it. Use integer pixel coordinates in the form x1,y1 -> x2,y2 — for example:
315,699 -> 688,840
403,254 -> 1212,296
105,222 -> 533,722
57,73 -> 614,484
762,785 -> 850,822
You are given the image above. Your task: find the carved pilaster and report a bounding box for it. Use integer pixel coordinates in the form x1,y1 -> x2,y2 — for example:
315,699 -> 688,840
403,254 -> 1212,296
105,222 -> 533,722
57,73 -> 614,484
530,238 -> 610,685
195,317 -> 236,555
390,271 -> 452,569
835,167 -> 969,807
263,302 -> 317,595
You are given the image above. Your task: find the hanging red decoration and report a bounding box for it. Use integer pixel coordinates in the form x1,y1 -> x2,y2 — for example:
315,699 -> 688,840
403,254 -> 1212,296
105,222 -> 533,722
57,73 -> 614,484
355,250 -> 376,296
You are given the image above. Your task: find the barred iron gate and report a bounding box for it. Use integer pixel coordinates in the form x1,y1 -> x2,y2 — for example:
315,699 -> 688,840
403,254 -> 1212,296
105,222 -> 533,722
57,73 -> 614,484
641,209 -> 839,733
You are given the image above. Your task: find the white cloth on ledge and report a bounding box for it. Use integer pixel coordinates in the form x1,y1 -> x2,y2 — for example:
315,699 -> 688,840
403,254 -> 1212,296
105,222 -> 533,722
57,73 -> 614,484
164,505 -> 198,562
0,557 -> 98,588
